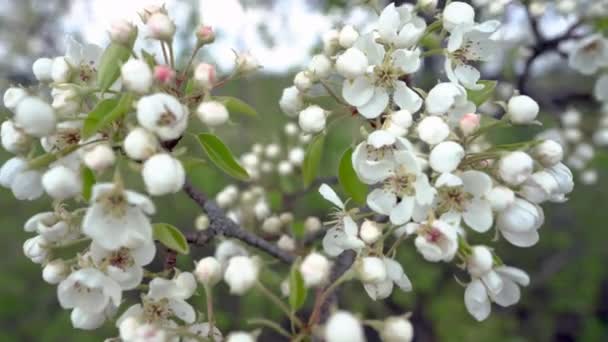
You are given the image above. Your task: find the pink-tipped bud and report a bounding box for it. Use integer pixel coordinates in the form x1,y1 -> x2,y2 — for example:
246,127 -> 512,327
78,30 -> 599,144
146,13 -> 175,41
196,25 -> 215,45
194,63 -> 216,90
459,113 -> 480,136
109,19 -> 137,45
154,65 -> 175,84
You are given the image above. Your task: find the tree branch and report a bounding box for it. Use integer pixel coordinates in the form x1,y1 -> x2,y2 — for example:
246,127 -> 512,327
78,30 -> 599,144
182,178 -> 296,264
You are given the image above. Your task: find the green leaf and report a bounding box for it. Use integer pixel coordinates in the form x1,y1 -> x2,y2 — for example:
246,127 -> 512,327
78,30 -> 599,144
338,147 -> 367,204
302,133 -> 325,187
153,223 -> 190,254
141,49 -> 157,69
215,96 -> 258,117
289,265 -> 307,311
97,42 -> 132,92
466,80 -> 497,107
197,133 -> 250,181
81,166 -> 95,201
82,93 -> 133,139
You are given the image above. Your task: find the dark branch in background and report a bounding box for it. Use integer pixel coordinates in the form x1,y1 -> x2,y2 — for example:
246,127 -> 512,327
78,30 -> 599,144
182,178 -> 296,264
282,176 -> 338,211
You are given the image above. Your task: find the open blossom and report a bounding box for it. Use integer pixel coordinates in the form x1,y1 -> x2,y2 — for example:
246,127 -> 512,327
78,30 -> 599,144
496,198 -> 544,247
318,184 -> 364,256
425,82 -> 475,121
407,220 -> 459,262
137,93 -> 188,141
352,130 -> 413,183
361,257 -> 412,300
52,37 -> 102,84
82,183 -> 155,250
377,3 -> 426,48
568,34 -> 608,75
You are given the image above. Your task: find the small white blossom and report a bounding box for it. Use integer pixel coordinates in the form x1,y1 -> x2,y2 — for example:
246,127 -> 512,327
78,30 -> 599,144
121,59 -> 153,93
42,165 -> 82,200
224,256 -> 259,295
325,311 -> 365,342
124,127 -> 158,160
1,120 -> 29,153
498,151 -> 534,186
497,198 -> 544,247
142,154 -> 185,196
146,13 -> 176,41
194,63 -> 217,90
417,116 -> 450,145
197,101 -> 229,127
32,58 -> 54,82
443,2 -> 475,32
429,141 -> 465,173
3,87 -> 28,110
568,34 -> 608,75
83,144 -> 116,172
298,105 -> 327,133
382,316 -> 414,342
137,93 -> 188,141
300,252 -> 331,287
14,96 -> 56,137
195,256 -> 222,286
279,86 -> 304,117
507,95 -> 539,124
43,259 -> 69,284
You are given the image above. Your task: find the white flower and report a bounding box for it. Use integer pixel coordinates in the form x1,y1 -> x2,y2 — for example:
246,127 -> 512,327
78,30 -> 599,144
360,220 -> 382,244
194,63 -> 217,90
279,86 -> 304,117
434,171 -> 494,232
197,101 -> 229,127
224,256 -> 259,295
498,151 -> 534,186
410,220 -> 459,262
82,183 -> 155,250
52,37 -> 103,84
51,87 -> 80,116
443,2 -> 475,32
520,163 -> 573,203
142,154 -> 184,196
300,252 -> 331,287
308,54 -> 332,79
146,13 -> 175,41
352,130 -> 413,183
322,29 -> 340,55
382,316 -> 414,342
294,71 -> 313,92
226,332 -> 255,342
186,322 -> 223,342
416,116 -> 450,145
215,240 -> 248,269
339,25 -> 359,48
1,120 -> 29,153
71,305 -> 116,331
366,150 -> 435,225
23,235 -> 49,264
325,311 -> 365,342
305,216 -> 322,233
261,216 -> 282,235
14,96 -> 56,137
83,144 -> 116,172
298,105 -> 327,133
568,34 -> 608,75
42,165 -> 82,200
318,184 -> 365,256
594,73 -> 608,101
32,58 -> 54,82
57,268 -> 122,318
362,257 -> 412,300
24,212 -> 71,242
358,256 -> 387,283
464,266 -> 529,321
288,147 -> 305,166
121,59 -> 153,93
3,87 -> 27,109
277,235 -> 296,251
124,127 -> 158,160
90,239 -> 156,290
425,82 -> 475,120
497,198 -> 544,247
467,245 -> 494,278
487,186 -> 515,211
335,47 -> 368,79
43,259 -> 69,284
534,140 -> 563,167
195,256 -> 222,286
235,52 -> 260,74
384,109 -> 413,137
507,95 -> 539,124
377,3 -> 427,48
137,93 -> 188,141
429,141 -> 465,173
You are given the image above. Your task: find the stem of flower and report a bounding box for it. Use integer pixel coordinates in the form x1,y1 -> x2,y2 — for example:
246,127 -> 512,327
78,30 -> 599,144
247,318 -> 292,338
255,281 -> 304,328
203,284 -> 216,342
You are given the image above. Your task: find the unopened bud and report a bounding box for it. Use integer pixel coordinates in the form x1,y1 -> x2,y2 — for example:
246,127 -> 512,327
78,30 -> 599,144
194,63 -> 216,90
154,65 -> 176,84
196,25 -> 215,45
459,113 -> 480,136
109,19 -> 137,45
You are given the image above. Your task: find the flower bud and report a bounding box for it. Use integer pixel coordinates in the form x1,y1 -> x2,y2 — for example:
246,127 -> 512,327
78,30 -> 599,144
339,25 -> 359,48
358,256 -> 387,283
121,59 -> 153,93
459,113 -> 480,136
235,53 -> 260,75
288,147 -> 305,166
336,48 -> 368,79
325,311 -> 365,342
265,144 -> 281,159
534,140 -> 563,167
593,128 -> 608,146
418,0 -> 438,12
226,332 -> 255,342
32,58 -> 54,82
1,120 -> 29,154
574,143 -> 594,162
253,201 -> 270,220
175,272 -> 198,298
51,57 -> 71,83
196,25 -> 215,44
508,95 -> 539,124
322,29 -> 340,55
197,101 -> 229,127
42,259 -> 68,284
443,2 -> 475,32
305,216 -> 322,233
146,13 -> 175,41
195,256 -> 222,286
300,252 -> 331,287
195,214 -> 210,231
109,19 -> 137,45
429,141 -> 465,173
385,110 -> 413,137
417,116 -> 449,145
194,63 -> 217,90
467,245 -> 494,277
224,256 -> 259,295
261,216 -> 282,235
278,161 -> 293,175
51,87 -> 79,116
298,105 -> 327,133
284,123 -> 299,136
3,87 -> 27,109
308,54 -> 332,79
279,86 -> 304,117
216,186 -> 238,208
23,235 -> 49,264
580,169 -> 598,185
280,212 -> 293,224
498,151 -> 534,185
561,108 -> 581,127
360,220 -> 382,245
277,235 -> 296,252
15,96 -> 56,137
382,316 -> 414,342
142,154 -> 185,196
497,199 -> 544,247
83,144 -> 115,172
487,186 -> 515,211
124,127 -> 157,160
294,71 -> 313,92
154,65 -> 176,84
42,166 -> 82,200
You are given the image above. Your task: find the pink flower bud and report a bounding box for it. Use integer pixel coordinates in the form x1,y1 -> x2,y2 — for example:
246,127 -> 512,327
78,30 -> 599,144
194,63 -> 216,89
459,113 -> 480,136
146,13 -> 175,41
196,25 -> 215,44
154,65 -> 175,84
109,19 -> 136,45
